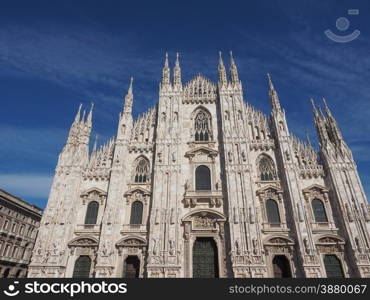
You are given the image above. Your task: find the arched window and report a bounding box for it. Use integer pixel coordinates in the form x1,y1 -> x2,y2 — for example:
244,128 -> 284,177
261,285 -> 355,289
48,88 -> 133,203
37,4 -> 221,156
324,255 -> 344,278
3,268 -> 10,278
272,255 -> 292,278
312,199 -> 328,223
85,201 -> 99,225
123,256 -> 140,278
195,165 -> 211,190
266,199 -> 281,224
134,157 -> 150,183
258,155 -> 277,181
130,201 -> 143,225
72,256 -> 91,278
194,110 -> 211,141
15,270 -> 22,278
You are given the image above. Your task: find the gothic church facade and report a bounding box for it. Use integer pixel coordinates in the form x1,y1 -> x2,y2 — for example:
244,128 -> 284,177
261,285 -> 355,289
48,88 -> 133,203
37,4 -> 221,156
28,53 -> 370,278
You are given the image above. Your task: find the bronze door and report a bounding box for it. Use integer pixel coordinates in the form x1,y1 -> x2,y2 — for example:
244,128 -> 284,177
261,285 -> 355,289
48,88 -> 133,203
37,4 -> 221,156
193,238 -> 219,278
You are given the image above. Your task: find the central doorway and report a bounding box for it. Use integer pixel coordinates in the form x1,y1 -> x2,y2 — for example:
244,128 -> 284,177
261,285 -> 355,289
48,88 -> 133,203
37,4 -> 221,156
193,237 -> 219,278
123,256 -> 140,278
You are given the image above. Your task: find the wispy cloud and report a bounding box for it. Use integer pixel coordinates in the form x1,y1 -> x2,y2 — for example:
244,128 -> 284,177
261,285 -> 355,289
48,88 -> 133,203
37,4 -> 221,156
0,173 -> 52,203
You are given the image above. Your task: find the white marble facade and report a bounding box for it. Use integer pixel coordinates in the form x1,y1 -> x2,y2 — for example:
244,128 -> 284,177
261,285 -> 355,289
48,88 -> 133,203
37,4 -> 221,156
28,53 -> 370,278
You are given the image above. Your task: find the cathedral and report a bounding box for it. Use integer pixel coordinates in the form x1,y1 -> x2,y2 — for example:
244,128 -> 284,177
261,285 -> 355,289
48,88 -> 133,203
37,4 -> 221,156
28,52 -> 370,278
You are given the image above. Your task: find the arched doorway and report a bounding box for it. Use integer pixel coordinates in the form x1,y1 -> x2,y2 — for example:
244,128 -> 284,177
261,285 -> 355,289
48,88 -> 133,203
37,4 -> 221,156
72,256 -> 92,278
324,255 -> 344,278
123,256 -> 140,278
272,255 -> 292,278
193,238 -> 219,278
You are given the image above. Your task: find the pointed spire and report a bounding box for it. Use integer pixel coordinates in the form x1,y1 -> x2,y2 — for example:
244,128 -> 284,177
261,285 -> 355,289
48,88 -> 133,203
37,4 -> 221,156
92,134 -> 99,153
81,109 -> 86,122
268,74 -> 281,111
74,103 -> 82,123
162,52 -> 170,86
322,97 -> 333,118
218,51 -> 227,85
124,77 -> 134,113
310,98 -> 319,118
306,131 -> 312,147
128,76 -> 133,95
173,52 -> 182,86
229,51 -> 239,83
86,102 -> 94,125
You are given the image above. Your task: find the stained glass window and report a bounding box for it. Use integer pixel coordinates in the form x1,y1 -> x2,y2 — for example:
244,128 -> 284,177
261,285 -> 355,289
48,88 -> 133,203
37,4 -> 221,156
194,111 -> 211,141
312,199 -> 328,223
84,201 -> 99,225
195,165 -> 211,190
134,158 -> 150,183
266,199 -> 281,224
130,201 -> 143,225
258,156 -> 277,181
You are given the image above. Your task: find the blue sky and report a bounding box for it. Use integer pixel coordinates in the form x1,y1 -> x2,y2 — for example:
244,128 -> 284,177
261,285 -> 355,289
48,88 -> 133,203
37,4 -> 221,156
0,0 -> 370,209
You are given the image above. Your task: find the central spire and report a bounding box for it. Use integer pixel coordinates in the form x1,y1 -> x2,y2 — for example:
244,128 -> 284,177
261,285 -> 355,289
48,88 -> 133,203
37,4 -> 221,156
124,77 -> 134,113
268,74 -> 281,111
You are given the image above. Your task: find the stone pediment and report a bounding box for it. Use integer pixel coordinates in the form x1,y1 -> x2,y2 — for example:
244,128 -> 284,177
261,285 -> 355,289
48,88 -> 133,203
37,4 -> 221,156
302,184 -> 329,194
316,234 -> 345,245
124,187 -> 151,197
182,209 -> 226,222
256,184 -> 283,195
185,146 -> 218,159
264,235 -> 295,246
68,236 -> 99,247
81,187 -> 107,198
116,236 -> 147,247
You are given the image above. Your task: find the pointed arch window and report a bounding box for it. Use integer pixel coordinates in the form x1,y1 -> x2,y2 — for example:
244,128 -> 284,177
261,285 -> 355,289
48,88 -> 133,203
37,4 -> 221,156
312,199 -> 328,223
195,165 -> 211,190
266,199 -> 281,224
258,155 -> 277,181
84,201 -> 99,225
130,201 -> 143,225
134,157 -> 150,183
194,110 -> 211,141
72,256 -> 91,278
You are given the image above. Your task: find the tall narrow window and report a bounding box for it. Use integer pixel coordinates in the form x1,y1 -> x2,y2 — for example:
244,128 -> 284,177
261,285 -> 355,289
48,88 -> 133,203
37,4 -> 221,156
134,157 -> 150,183
258,155 -> 277,181
266,199 -> 281,224
130,201 -> 143,225
194,110 -> 211,141
312,199 -> 328,223
324,255 -> 344,278
195,165 -> 211,190
85,201 -> 99,225
72,256 -> 92,278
